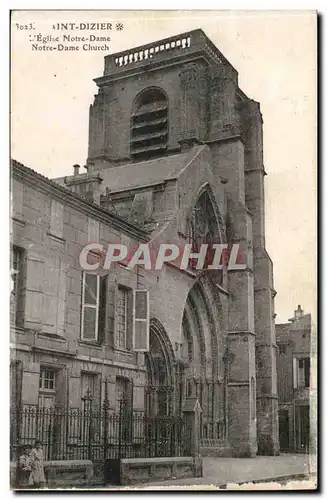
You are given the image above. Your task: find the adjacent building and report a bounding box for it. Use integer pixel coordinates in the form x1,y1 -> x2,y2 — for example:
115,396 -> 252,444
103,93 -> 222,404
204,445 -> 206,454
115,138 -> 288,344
10,29 -> 280,459
276,306 -> 316,453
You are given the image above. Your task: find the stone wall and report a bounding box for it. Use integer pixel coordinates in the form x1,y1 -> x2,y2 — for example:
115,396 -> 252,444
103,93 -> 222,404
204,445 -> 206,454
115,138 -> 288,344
119,456 -> 203,486
11,460 -> 93,489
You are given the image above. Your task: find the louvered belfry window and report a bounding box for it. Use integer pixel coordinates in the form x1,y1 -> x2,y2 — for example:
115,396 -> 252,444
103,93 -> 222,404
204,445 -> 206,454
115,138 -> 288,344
131,88 -> 168,159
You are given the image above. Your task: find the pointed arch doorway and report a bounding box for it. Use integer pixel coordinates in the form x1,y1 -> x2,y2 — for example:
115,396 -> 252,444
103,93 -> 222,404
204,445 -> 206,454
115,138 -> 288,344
144,319 -> 178,417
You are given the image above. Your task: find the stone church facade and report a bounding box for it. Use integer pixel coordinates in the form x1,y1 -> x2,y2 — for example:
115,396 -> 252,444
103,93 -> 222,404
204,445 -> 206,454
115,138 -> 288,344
10,29 -> 279,458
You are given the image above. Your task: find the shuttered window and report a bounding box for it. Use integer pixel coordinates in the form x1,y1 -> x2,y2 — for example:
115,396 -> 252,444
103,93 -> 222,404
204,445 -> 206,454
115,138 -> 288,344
98,276 -> 107,345
11,245 -> 25,326
298,357 -> 310,388
81,273 -> 99,341
132,289 -> 150,351
81,273 -> 109,344
293,357 -> 310,389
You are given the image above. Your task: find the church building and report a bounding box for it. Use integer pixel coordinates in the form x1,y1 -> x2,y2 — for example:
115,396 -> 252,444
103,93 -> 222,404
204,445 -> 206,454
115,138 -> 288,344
11,29 -> 279,459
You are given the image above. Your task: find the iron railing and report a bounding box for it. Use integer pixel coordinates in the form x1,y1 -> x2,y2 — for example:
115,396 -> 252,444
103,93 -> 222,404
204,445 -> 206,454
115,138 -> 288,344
10,401 -> 192,462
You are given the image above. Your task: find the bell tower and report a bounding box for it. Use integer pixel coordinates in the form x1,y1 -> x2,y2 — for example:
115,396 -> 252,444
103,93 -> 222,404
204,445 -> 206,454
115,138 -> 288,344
85,29 -> 280,456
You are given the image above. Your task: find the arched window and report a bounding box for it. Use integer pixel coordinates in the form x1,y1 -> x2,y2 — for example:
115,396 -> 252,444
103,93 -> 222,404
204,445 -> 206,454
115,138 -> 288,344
131,88 -> 168,160
188,189 -> 222,271
190,190 -> 218,248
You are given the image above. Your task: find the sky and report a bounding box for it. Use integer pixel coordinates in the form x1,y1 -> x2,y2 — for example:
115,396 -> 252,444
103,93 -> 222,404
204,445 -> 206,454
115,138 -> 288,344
10,10 -> 317,323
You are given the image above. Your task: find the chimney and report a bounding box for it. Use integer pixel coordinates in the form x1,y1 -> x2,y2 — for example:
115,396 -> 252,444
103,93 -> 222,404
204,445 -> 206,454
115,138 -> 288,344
294,305 -> 304,320
73,164 -> 80,176
289,305 -> 304,324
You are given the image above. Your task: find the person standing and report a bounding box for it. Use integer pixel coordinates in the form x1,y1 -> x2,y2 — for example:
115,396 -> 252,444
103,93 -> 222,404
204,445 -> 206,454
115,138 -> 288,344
30,441 -> 46,488
17,445 -> 33,489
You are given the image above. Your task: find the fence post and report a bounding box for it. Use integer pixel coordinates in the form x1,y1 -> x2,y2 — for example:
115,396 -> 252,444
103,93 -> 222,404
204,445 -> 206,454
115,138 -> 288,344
183,397 -> 203,477
81,389 -> 93,460
118,399 -> 124,459
103,378 -> 109,462
183,397 -> 202,456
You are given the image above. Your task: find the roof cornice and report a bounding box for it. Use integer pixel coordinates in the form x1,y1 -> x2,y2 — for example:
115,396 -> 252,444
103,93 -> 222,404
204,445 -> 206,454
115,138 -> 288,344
11,159 -> 150,242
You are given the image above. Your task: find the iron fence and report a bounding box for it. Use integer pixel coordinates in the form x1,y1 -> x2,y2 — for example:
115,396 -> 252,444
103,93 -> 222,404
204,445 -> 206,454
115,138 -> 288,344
10,401 -> 192,462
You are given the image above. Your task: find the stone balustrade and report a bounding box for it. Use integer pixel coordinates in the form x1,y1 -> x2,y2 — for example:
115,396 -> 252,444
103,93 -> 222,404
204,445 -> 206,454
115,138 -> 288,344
103,29 -> 236,77
113,35 -> 191,68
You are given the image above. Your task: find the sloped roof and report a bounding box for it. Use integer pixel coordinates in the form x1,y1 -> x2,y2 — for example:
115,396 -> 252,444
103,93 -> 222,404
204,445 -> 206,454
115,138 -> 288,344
11,159 -> 149,241
102,146 -> 205,193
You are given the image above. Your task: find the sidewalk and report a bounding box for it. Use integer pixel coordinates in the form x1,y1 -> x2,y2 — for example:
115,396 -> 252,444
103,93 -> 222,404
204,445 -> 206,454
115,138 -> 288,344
118,454 -> 317,489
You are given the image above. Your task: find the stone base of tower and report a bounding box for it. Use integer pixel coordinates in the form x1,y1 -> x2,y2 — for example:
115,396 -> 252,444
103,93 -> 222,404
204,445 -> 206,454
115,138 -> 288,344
229,441 -> 257,458
200,439 -> 233,457
227,385 -> 258,458
200,440 -> 256,458
257,396 -> 280,456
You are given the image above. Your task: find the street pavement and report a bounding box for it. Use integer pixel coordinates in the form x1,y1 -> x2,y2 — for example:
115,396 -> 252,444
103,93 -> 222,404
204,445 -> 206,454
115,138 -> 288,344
118,453 -> 317,490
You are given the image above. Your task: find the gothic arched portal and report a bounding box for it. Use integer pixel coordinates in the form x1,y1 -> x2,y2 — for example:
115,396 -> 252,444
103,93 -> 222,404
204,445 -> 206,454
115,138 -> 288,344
145,318 -> 176,416
179,275 -> 225,440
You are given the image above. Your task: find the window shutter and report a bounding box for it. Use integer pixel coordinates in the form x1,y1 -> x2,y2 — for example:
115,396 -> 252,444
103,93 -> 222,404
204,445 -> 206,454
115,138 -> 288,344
132,289 -> 149,351
81,273 -> 100,341
304,358 -> 310,388
98,276 -> 107,345
293,358 -> 298,389
10,361 -> 23,410
12,247 -> 26,327
126,291 -> 133,350
106,281 -> 116,347
24,254 -> 44,325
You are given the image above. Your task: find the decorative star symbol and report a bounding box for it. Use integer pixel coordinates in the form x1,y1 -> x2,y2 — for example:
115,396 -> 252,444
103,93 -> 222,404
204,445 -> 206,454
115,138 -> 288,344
115,23 -> 124,31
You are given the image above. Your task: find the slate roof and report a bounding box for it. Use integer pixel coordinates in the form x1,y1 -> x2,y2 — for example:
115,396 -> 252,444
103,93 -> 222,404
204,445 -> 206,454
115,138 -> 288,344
101,146 -> 205,192
11,159 -> 149,240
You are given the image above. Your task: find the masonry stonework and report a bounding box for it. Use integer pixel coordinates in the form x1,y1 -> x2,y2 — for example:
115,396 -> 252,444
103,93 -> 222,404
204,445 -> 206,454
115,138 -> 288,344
11,29 -> 279,463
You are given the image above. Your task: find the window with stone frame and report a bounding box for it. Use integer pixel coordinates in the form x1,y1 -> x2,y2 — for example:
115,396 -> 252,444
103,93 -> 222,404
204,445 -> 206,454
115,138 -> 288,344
298,357 -> 310,388
39,368 -> 56,391
279,344 -> 287,355
38,368 -> 56,409
293,357 -> 310,389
